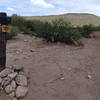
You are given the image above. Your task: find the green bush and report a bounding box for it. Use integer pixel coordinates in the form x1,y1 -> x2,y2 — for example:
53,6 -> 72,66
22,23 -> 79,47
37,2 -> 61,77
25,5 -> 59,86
94,25 -> 100,31
77,24 -> 96,37
25,20 -> 45,36
11,17 -> 82,44
11,16 -> 100,45
11,16 -> 30,34
11,16 -> 25,28
33,19 -> 82,44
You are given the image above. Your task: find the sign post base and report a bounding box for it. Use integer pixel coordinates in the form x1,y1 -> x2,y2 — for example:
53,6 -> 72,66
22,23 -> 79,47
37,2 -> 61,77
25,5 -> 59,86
0,12 -> 11,71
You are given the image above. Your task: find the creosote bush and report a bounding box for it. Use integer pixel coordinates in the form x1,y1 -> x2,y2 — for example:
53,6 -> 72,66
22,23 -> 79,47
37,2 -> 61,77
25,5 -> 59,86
37,19 -> 82,44
77,24 -> 96,37
11,16 -> 100,45
11,16 -> 29,33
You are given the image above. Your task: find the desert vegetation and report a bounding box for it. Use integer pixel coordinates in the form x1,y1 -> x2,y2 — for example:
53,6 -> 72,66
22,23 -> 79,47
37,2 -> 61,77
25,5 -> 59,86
9,15 -> 100,45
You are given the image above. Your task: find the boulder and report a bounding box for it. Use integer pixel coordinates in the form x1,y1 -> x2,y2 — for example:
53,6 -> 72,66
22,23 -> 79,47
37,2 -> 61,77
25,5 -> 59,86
5,80 -> 16,94
15,75 -> 27,86
1,77 -> 12,88
11,80 -> 17,90
8,72 -> 18,79
16,86 -> 28,98
0,68 -> 14,78
5,85 -> 13,94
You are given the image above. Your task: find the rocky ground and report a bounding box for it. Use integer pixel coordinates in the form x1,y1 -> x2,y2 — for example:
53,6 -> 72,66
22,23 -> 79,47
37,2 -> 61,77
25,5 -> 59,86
0,32 -> 100,100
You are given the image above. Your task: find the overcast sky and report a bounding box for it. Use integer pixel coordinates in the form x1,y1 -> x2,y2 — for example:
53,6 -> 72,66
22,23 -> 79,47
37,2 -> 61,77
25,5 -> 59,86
0,0 -> 100,16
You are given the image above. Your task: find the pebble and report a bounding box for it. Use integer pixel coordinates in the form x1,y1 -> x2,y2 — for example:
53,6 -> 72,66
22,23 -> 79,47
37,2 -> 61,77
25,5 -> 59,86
30,49 -> 36,52
24,40 -> 28,42
60,77 -> 65,80
87,75 -> 92,79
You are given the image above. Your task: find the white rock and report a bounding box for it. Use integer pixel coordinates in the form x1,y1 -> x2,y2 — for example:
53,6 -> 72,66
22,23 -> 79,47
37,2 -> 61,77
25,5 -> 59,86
16,86 -> 28,98
0,68 -> 14,78
15,75 -> 27,86
24,40 -> 28,42
30,49 -> 36,52
8,72 -> 18,79
60,77 -> 65,80
87,75 -> 92,79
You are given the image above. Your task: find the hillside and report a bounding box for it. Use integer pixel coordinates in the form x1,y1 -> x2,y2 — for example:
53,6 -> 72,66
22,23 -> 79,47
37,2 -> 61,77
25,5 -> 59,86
23,13 -> 100,26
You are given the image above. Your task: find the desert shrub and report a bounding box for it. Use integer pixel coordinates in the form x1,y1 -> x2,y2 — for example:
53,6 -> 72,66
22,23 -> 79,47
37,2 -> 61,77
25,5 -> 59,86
94,25 -> 100,31
34,19 -> 82,44
11,16 -> 30,34
11,17 -> 82,44
11,16 -> 24,28
77,24 -> 96,37
50,19 -> 82,44
26,20 -> 45,36
11,16 -> 100,44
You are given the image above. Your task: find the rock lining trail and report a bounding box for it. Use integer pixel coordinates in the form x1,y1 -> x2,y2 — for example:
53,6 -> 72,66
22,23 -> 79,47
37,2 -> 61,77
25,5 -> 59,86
0,32 -> 100,100
0,66 -> 28,100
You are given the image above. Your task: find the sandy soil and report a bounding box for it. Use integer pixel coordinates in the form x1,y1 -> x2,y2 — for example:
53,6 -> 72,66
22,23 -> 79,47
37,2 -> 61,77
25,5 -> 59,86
0,32 -> 100,100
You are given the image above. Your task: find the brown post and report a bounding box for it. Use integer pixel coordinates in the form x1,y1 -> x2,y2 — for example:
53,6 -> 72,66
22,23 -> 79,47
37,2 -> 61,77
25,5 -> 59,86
0,12 -> 11,71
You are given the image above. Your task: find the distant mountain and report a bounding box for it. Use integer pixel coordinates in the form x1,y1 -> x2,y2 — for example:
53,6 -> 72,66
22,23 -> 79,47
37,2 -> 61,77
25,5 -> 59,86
24,13 -> 100,26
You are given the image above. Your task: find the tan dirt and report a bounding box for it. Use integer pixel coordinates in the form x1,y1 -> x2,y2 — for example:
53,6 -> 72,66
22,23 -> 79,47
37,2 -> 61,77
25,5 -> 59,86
0,32 -> 100,100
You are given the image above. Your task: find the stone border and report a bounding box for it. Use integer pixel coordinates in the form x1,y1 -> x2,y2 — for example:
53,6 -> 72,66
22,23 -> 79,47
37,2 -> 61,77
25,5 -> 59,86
0,66 -> 28,100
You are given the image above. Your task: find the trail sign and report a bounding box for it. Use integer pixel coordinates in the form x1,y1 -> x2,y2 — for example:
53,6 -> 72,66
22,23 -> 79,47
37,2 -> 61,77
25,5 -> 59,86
0,12 -> 11,71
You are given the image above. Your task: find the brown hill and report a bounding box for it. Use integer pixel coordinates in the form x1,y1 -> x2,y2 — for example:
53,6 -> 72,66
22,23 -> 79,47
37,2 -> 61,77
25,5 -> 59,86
23,13 -> 100,26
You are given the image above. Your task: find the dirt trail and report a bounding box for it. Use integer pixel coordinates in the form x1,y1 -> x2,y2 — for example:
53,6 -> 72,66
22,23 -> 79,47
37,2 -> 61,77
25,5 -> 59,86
0,32 -> 100,100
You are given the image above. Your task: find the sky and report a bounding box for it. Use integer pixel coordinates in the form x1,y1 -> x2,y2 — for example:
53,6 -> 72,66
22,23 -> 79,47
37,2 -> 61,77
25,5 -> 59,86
0,0 -> 100,16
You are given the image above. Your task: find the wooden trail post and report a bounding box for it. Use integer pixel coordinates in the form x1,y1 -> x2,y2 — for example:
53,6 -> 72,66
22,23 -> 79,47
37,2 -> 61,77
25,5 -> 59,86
0,12 -> 11,71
